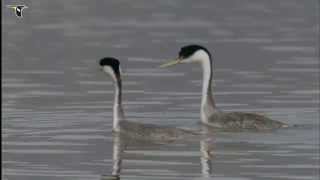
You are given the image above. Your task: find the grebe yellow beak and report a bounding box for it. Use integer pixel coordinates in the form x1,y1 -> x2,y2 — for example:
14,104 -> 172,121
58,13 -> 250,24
159,58 -> 182,68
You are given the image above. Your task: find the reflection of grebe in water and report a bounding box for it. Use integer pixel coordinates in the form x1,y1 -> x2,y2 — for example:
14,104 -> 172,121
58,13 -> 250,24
161,45 -> 288,131
99,57 -> 196,141
101,132 -> 214,180
199,127 -> 214,178
200,138 -> 214,178
101,134 -> 123,180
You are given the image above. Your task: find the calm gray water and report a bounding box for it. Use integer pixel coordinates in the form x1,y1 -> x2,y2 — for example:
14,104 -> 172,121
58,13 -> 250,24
2,0 -> 319,179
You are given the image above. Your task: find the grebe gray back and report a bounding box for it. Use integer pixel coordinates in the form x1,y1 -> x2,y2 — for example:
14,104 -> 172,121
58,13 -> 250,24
99,57 -> 197,141
160,45 -> 288,131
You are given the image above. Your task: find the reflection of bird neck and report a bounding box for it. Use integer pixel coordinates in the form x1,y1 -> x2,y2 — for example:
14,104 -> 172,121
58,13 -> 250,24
200,54 -> 217,123
113,77 -> 125,132
112,135 -> 123,177
200,138 -> 213,177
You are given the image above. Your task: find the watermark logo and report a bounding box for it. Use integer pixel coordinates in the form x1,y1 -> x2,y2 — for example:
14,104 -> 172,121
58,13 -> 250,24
7,5 -> 28,18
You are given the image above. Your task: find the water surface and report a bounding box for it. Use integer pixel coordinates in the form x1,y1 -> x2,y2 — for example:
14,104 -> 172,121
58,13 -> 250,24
2,0 -> 319,179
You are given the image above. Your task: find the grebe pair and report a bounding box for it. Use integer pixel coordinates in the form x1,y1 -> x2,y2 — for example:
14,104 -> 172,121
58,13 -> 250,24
99,45 -> 287,139
99,57 -> 195,141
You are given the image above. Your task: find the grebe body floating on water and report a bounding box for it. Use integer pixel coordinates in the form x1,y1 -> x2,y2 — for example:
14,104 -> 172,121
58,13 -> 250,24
160,45 -> 288,131
99,57 -> 196,141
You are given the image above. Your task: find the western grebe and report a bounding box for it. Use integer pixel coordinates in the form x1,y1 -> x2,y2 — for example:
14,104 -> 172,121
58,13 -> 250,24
160,45 -> 288,131
99,57 -> 196,141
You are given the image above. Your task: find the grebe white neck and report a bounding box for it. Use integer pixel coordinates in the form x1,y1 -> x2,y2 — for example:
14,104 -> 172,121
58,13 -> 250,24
103,66 -> 125,132
186,50 -> 217,123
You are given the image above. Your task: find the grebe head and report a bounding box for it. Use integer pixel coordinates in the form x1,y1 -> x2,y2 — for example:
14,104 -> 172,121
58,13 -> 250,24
160,44 -> 212,67
99,57 -> 122,82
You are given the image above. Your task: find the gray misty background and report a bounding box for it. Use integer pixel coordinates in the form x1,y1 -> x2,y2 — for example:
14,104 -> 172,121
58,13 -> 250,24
2,0 -> 319,180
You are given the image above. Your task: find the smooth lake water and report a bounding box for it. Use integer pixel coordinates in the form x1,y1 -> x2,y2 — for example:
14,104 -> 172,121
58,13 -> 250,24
2,0 -> 320,179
